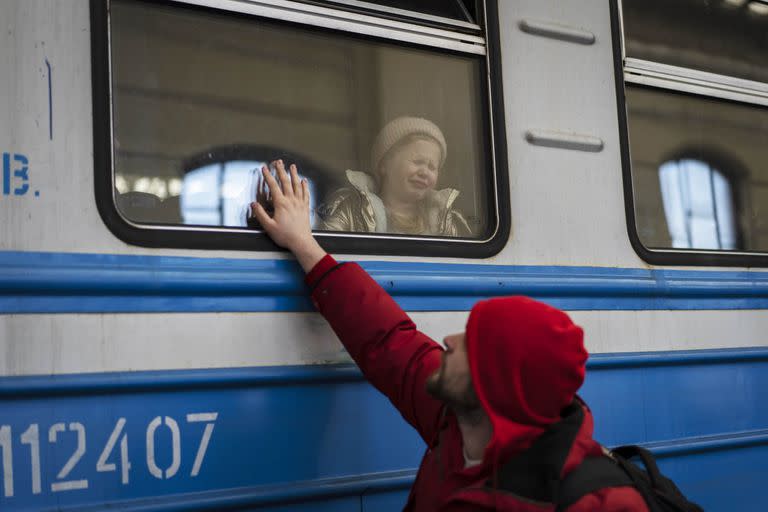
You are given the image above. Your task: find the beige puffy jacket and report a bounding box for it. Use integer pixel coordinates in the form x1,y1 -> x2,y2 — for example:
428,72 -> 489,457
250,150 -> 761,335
316,170 -> 472,237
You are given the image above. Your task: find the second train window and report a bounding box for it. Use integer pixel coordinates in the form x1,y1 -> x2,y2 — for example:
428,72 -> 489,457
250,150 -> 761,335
626,86 -> 768,253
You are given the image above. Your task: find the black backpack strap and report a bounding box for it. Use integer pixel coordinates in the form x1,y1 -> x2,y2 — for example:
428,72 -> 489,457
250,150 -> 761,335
557,455 -> 634,511
611,446 -> 705,512
611,446 -> 664,487
493,402 -> 586,502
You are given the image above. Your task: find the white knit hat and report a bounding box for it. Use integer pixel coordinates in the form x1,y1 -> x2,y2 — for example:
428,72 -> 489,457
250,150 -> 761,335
370,117 -> 447,175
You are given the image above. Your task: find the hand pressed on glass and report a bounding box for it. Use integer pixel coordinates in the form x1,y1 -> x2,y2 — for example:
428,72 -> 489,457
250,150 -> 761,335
250,160 -> 324,270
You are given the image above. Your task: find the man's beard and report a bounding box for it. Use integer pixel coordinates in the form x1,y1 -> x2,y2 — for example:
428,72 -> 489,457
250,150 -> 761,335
425,365 -> 483,422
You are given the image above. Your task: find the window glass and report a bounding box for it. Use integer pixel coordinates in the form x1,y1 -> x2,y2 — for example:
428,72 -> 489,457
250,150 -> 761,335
622,0 -> 768,83
110,0 -> 491,239
626,85 -> 768,252
176,159 -> 318,227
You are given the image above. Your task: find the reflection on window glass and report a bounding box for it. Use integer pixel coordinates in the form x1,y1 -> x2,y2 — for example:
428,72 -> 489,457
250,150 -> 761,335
110,0 -> 490,239
622,0 -> 768,83
659,160 -> 737,250
626,85 -> 768,252
179,161 -> 316,227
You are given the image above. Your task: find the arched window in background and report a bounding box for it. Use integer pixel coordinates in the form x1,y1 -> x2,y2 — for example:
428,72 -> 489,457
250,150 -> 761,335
114,144 -> 334,228
659,159 -> 738,250
181,161 -> 317,228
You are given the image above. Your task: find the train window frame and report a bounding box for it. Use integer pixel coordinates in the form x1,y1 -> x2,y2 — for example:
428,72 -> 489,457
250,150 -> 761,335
610,0 -> 768,267
89,0 -> 510,257
302,0 -> 482,30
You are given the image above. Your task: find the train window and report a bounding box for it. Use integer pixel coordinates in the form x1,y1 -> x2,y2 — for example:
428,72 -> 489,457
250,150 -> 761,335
92,0 -> 509,256
616,0 -> 768,265
622,0 -> 768,84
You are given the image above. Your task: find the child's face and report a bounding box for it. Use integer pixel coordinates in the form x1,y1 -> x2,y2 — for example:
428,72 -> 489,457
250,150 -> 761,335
381,138 -> 441,203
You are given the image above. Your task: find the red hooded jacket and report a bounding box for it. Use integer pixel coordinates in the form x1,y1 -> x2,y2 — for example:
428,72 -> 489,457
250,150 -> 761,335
306,255 -> 648,512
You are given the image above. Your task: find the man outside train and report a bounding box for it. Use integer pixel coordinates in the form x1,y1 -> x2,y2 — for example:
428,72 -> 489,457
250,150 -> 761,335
251,160 -> 648,511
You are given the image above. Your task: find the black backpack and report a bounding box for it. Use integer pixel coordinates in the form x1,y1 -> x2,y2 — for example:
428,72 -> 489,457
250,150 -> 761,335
492,403 -> 705,511
557,445 -> 705,512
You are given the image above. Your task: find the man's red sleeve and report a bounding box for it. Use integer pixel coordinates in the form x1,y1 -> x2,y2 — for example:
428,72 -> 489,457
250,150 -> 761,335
305,255 -> 445,443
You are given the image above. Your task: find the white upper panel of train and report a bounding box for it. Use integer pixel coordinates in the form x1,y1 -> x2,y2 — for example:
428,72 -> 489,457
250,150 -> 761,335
0,0 -> 643,267
2,0 -> 766,375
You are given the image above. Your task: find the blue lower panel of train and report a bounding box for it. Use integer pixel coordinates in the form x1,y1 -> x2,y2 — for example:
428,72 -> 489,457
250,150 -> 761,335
0,348 -> 766,511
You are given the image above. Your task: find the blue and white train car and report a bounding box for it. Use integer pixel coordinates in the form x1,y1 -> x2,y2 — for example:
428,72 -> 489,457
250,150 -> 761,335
1,0 -> 767,510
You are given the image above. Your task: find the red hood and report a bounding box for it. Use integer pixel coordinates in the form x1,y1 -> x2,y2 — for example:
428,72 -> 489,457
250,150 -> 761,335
465,296 -> 588,466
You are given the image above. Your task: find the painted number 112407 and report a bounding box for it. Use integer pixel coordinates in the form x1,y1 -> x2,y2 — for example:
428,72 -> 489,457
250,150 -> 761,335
0,412 -> 218,499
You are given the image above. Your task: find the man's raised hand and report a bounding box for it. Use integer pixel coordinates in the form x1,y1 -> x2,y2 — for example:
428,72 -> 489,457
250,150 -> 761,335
251,160 -> 326,272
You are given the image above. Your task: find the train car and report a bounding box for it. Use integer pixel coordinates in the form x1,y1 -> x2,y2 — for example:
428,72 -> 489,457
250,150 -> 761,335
1,0 -> 767,510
